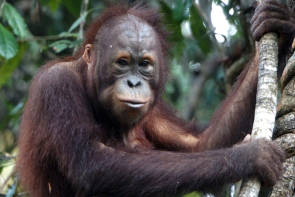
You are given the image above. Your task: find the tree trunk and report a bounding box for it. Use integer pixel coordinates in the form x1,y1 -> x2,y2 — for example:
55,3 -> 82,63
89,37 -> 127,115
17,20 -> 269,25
269,50 -> 295,197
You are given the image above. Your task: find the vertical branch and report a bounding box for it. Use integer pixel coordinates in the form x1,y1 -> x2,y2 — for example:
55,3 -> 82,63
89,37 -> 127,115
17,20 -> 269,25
250,34 -> 278,140
73,0 -> 89,53
78,0 -> 89,40
238,7 -> 279,197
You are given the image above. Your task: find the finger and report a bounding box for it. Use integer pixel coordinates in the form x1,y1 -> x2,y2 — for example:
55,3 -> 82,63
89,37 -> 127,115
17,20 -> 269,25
263,0 -> 286,7
269,155 -> 283,181
251,3 -> 287,25
260,165 -> 277,186
273,139 -> 288,161
243,134 -> 251,143
251,12 -> 287,35
268,152 -> 283,177
266,144 -> 284,176
272,145 -> 286,162
253,19 -> 295,41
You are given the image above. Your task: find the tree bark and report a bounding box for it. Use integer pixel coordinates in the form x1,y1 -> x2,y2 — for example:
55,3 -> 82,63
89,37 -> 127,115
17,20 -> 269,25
269,48 -> 295,197
269,157 -> 295,197
268,1 -> 295,196
238,31 -> 278,197
271,133 -> 295,197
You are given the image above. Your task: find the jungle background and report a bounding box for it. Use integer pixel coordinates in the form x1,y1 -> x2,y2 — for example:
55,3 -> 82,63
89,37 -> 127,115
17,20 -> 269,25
0,0 -> 258,196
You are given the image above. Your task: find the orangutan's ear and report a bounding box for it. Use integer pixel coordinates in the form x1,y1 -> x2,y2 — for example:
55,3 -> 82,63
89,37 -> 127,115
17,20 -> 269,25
82,44 -> 93,64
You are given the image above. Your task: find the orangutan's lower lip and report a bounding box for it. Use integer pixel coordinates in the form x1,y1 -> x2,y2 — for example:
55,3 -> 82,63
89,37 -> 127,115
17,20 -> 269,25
125,103 -> 145,108
117,95 -> 149,108
118,98 -> 148,108
120,100 -> 146,108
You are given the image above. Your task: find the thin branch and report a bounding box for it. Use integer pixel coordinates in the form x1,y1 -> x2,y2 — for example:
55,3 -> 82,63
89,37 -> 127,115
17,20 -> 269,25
78,0 -> 89,40
73,0 -> 89,53
18,33 -> 78,42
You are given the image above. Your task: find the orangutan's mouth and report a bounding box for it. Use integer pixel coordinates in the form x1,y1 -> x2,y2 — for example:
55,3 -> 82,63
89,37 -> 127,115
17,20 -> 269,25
118,97 -> 149,108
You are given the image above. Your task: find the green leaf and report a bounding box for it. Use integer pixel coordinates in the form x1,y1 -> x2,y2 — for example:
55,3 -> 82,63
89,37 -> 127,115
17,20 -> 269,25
0,43 -> 26,88
2,2 -> 31,39
0,23 -> 18,59
68,8 -> 96,33
189,5 -> 212,55
49,39 -> 75,53
68,13 -> 86,33
58,32 -> 79,38
159,1 -> 183,42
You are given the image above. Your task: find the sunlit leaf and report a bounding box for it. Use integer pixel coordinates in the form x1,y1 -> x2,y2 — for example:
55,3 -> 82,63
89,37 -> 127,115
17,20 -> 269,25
0,24 -> 18,59
2,2 -> 31,39
183,192 -> 202,197
0,43 -> 26,88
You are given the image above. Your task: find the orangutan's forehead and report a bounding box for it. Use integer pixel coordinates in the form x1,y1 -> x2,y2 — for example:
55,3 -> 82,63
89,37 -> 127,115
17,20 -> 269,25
97,15 -> 158,51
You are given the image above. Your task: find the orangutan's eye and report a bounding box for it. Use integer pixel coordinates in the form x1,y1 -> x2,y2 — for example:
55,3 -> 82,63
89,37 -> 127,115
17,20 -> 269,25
116,58 -> 129,66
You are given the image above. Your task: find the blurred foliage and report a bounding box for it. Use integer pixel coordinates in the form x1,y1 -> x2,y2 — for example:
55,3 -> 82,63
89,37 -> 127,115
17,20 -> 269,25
0,0 -> 255,196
